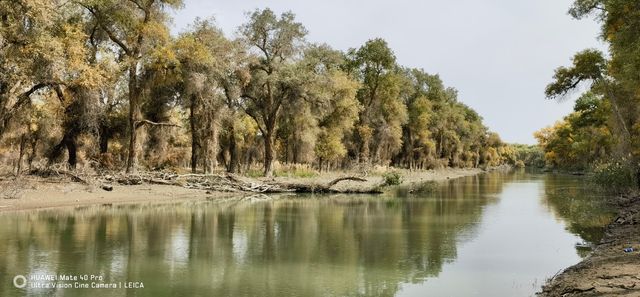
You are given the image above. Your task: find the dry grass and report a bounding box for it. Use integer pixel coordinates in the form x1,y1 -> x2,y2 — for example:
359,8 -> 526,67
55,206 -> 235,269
0,178 -> 28,199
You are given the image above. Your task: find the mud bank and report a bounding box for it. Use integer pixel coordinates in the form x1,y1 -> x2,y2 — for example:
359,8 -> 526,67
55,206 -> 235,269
539,194 -> 640,296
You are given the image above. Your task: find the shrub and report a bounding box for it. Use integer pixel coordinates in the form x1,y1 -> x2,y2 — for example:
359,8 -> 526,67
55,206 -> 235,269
274,164 -> 318,178
245,169 -> 263,178
411,181 -> 437,194
590,159 -> 637,193
382,171 -> 403,186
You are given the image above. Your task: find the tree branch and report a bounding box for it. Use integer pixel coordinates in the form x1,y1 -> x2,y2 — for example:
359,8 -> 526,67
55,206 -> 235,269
134,119 -> 181,129
326,176 -> 368,188
127,0 -> 145,11
238,99 -> 266,135
80,4 -> 133,56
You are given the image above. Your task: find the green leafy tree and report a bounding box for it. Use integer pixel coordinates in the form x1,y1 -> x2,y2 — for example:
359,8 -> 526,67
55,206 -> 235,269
238,8 -> 308,177
175,18 -> 240,173
346,38 -> 408,165
535,92 -> 612,170
302,45 -> 360,170
546,0 -> 640,186
79,0 -> 183,173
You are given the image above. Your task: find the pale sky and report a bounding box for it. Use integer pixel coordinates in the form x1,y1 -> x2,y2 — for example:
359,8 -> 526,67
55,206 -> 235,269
170,0 -> 605,144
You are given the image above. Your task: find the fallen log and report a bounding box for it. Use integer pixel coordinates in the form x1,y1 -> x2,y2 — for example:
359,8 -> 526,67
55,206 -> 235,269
269,176 -> 382,194
326,176 -> 368,187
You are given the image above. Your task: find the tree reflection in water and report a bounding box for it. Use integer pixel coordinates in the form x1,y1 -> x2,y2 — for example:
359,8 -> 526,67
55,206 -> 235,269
0,172 -> 610,297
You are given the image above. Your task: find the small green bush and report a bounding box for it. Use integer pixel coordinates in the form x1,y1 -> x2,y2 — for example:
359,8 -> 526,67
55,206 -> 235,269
411,181 -> 437,194
246,169 -> 264,178
274,166 -> 318,178
382,171 -> 403,186
590,160 -> 637,193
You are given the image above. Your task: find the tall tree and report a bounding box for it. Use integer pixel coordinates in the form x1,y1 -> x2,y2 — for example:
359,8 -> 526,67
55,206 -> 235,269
395,69 -> 437,169
0,0 -> 64,140
274,44 -> 361,169
546,0 -> 640,185
346,38 -> 408,165
79,0 -> 183,173
1,1 -> 106,168
238,8 -> 308,176
175,18 -> 240,173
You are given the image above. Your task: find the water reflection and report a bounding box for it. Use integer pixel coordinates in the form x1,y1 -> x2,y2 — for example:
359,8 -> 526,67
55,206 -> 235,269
0,172 -> 611,297
540,174 -> 613,257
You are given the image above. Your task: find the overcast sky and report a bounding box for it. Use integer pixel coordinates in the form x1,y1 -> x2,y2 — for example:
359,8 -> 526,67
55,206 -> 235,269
170,0 -> 605,144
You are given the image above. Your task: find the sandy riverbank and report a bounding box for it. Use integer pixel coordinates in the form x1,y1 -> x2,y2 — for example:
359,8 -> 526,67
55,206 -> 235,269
539,194 -> 640,296
0,167 -> 484,213
266,167 -> 484,190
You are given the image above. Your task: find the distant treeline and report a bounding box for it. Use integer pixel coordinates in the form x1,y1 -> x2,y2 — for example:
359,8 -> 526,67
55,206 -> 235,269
0,1 -> 529,176
537,0 -> 640,190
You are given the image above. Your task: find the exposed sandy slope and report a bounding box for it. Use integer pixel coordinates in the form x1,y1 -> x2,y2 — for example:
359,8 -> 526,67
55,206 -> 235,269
0,168 -> 484,212
0,175 -> 239,212
539,194 -> 640,296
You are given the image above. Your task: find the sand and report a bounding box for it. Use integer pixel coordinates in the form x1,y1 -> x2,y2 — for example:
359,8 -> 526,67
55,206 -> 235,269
0,168 -> 484,212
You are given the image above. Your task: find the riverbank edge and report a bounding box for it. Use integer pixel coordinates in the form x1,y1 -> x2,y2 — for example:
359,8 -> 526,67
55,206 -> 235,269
0,167 -> 487,213
538,193 -> 640,296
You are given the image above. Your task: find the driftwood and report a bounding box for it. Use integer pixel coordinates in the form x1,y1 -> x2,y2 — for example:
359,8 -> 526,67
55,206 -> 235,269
107,173 -> 382,194
29,167 -> 90,185
326,176 -> 368,187
28,167 -> 384,194
106,172 -> 283,193
270,176 -> 382,194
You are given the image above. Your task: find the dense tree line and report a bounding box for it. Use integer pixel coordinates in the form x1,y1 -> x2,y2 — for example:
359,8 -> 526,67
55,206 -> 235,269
538,0 -> 640,189
0,1 -> 517,176
535,92 -> 612,170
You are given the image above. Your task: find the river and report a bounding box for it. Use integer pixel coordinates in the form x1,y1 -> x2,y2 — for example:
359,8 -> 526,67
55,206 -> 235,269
0,171 -> 613,296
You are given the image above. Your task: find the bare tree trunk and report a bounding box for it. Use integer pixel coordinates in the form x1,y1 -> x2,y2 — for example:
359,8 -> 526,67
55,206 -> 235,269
190,97 -> 199,173
59,135 -> 77,168
227,123 -> 239,174
263,130 -> 275,177
16,134 -> 27,175
48,132 -> 78,169
206,115 -> 218,173
359,136 -> 370,165
203,142 -> 209,174
67,135 -> 77,169
28,137 -> 37,171
126,63 -> 141,174
292,139 -> 299,164
99,129 -> 109,154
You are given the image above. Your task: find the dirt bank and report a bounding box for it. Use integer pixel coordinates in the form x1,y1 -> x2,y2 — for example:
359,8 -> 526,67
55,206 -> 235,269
266,167 -> 484,191
539,194 -> 640,296
0,168 -> 484,212
0,175 -> 240,212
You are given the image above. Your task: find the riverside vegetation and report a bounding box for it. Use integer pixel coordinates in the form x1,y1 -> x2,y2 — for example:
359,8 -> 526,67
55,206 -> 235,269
0,1 -> 539,182
2,0 -> 639,296
536,0 -> 640,191
537,1 -> 640,295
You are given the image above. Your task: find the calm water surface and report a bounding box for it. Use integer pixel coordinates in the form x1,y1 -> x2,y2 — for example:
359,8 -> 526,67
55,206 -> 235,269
0,171 -> 613,296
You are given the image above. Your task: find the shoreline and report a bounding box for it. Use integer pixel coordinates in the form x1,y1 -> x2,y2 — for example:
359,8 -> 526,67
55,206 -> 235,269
539,193 -> 640,296
0,167 -> 484,213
